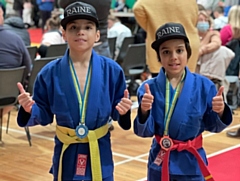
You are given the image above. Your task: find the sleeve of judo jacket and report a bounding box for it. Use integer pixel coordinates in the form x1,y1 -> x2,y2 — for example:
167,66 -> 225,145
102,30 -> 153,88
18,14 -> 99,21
203,83 -> 232,133
17,72 -> 54,127
112,67 -> 131,130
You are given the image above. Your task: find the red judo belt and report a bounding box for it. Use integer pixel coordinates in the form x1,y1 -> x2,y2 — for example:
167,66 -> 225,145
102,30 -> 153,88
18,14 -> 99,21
155,134 -> 214,181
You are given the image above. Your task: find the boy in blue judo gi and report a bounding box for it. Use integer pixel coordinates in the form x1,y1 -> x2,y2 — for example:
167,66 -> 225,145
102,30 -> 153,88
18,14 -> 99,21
134,22 -> 233,181
17,2 -> 132,181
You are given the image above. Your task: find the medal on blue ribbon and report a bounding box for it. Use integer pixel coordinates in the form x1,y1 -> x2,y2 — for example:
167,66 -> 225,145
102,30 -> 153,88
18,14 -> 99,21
75,124 -> 89,139
69,57 -> 92,139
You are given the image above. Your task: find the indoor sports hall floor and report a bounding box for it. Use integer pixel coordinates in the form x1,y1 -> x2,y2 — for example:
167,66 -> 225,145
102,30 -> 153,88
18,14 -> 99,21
0,100 -> 240,181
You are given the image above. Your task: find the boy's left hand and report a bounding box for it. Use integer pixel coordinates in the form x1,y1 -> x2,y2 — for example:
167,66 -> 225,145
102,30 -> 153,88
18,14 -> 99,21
116,89 -> 132,115
212,86 -> 225,117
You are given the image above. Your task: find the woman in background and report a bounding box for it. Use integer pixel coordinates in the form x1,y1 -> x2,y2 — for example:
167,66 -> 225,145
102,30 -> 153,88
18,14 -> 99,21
197,10 -> 221,58
220,5 -> 240,45
38,13 -> 65,57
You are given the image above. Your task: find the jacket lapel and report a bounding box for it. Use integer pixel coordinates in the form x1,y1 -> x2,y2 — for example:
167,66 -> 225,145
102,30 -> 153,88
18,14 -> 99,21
59,50 -> 80,127
169,67 -> 194,138
59,50 -> 102,129
84,51 -> 102,129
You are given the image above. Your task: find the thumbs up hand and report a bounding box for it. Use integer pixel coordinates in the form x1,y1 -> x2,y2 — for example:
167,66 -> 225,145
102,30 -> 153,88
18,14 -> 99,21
116,89 -> 132,115
17,82 -> 35,113
141,84 -> 154,114
212,86 -> 225,117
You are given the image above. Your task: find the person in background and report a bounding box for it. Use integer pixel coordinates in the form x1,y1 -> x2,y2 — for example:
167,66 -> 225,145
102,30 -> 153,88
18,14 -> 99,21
107,14 -> 132,59
198,3 -> 207,11
213,6 -> 228,30
197,0 -> 220,15
38,12 -> 65,57
197,10 -> 221,58
220,5 -> 240,45
133,0 -> 200,77
31,0 -> 40,28
114,0 -> 128,12
5,0 -> 16,16
196,9 -> 223,89
218,0 -> 239,16
36,0 -> 54,33
22,0 -> 33,28
221,5 -> 240,138
3,14 -> 30,45
16,2 -> 132,181
134,22 -> 232,181
13,0 -> 23,17
0,3 -> 31,115
196,8 -> 234,105
0,3 -> 31,78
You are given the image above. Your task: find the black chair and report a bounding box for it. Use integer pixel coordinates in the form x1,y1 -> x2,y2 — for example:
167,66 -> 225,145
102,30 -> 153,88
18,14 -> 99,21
0,66 -> 30,144
45,43 -> 68,58
226,39 -> 240,76
121,43 -> 146,95
225,76 -> 239,110
26,46 -> 38,64
116,36 -> 135,63
108,37 -> 117,59
27,56 -> 60,95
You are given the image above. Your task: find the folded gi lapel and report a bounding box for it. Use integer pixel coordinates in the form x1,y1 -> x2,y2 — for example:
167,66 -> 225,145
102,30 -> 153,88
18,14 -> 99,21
168,67 -> 194,138
84,50 -> 101,129
59,50 -> 80,127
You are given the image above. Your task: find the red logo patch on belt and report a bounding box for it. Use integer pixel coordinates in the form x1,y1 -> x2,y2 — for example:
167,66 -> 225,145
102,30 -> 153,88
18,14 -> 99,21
76,154 -> 87,176
154,149 -> 166,166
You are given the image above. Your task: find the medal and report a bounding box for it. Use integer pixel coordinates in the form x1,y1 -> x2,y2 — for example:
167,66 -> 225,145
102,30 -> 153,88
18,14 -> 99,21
75,124 -> 89,139
160,135 -> 173,151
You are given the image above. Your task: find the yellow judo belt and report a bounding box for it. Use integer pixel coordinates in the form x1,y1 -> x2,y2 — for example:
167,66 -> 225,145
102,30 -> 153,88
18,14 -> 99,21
56,123 -> 108,181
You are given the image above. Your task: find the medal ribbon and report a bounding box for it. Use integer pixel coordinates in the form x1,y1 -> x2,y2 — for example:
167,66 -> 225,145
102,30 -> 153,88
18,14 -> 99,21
164,71 -> 185,136
69,57 -> 103,180
69,57 -> 91,125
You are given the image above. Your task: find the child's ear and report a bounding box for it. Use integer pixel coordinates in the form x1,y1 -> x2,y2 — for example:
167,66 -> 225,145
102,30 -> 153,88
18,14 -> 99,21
95,30 -> 100,42
62,29 -> 67,41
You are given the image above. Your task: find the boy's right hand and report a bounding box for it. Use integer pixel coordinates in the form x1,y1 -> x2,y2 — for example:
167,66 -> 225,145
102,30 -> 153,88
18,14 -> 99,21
141,83 -> 154,114
17,82 -> 35,113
